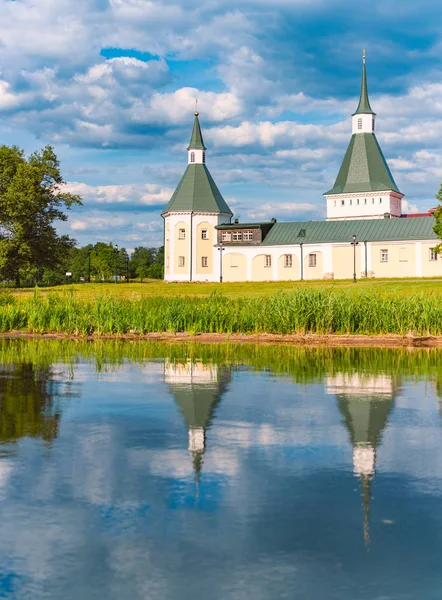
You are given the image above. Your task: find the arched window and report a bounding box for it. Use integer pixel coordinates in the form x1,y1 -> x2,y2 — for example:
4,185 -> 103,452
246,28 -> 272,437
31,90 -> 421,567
190,152 -> 195,163
358,118 -> 362,130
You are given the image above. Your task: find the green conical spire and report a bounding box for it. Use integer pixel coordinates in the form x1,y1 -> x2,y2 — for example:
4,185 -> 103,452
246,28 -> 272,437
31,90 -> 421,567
353,50 -> 375,115
188,112 -> 206,150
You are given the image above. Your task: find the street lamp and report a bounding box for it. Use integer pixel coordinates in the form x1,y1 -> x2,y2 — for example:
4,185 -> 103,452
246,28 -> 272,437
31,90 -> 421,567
218,240 -> 225,283
114,244 -> 118,283
351,234 -> 359,283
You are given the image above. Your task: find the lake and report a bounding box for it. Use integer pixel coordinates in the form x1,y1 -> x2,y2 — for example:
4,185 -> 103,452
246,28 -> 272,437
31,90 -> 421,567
0,340 -> 441,599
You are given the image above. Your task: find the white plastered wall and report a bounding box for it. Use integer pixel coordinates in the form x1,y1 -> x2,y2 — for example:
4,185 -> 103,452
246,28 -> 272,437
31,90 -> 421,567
325,192 -> 403,220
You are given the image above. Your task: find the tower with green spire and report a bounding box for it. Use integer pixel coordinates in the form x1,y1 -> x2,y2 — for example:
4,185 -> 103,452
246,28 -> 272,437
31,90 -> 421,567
324,51 -> 404,221
162,111 -> 233,281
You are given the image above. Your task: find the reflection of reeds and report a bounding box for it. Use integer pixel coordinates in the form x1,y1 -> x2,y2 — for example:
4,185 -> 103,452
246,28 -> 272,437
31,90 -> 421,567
1,289 -> 442,336
1,339 -> 442,386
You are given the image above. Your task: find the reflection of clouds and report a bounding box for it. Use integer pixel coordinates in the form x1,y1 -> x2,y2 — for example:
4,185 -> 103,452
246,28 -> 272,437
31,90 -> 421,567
326,374 -> 395,397
0,460 -> 13,500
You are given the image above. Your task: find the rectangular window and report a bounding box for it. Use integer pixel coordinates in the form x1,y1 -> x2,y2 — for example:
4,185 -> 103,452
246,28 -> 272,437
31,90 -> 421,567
201,229 -> 208,239
265,255 -> 272,268
430,248 -> 438,261
178,256 -> 185,267
309,254 -> 317,268
243,230 -> 254,241
341,200 -> 345,206
333,200 -> 336,207
380,249 -> 388,263
379,198 -> 382,204
284,254 -> 292,268
372,117 -> 375,132
358,118 -> 362,130
399,247 -> 408,262
364,198 -> 367,205
221,231 -> 232,242
372,198 -> 375,204
201,257 -> 208,267
179,229 -> 186,240
357,199 -> 360,205
350,199 -> 352,206
232,231 -> 242,242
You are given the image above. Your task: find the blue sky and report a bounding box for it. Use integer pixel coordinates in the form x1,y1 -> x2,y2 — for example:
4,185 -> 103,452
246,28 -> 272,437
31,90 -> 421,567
1,0 -> 442,249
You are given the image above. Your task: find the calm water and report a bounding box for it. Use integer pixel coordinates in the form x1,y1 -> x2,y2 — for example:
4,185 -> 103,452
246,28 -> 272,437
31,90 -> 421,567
0,341 -> 442,599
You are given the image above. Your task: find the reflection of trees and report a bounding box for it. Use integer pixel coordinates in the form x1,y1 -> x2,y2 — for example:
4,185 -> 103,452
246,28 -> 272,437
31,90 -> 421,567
0,364 -> 63,447
165,361 -> 231,486
332,374 -> 396,544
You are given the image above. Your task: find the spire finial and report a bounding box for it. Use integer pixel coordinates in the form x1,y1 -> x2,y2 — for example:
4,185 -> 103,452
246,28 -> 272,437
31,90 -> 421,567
195,98 -> 199,117
363,48 -> 366,64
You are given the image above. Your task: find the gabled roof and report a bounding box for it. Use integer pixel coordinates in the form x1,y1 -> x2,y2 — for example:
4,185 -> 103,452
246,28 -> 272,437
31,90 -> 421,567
324,133 -> 401,195
261,217 -> 438,246
188,113 -> 206,150
354,57 -> 375,115
162,164 -> 232,215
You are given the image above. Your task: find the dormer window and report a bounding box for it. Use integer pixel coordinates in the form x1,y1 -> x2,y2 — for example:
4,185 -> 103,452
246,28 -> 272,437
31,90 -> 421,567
358,118 -> 362,130
190,152 -> 195,163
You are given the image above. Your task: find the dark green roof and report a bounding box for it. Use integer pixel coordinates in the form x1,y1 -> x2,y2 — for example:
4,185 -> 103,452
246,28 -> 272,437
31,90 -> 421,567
261,217 -> 438,245
162,164 -> 232,215
325,133 -> 400,195
354,59 -> 375,115
188,113 -> 206,150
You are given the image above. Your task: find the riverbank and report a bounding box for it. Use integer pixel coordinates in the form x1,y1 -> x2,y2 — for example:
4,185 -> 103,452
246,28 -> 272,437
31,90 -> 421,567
2,288 -> 442,339
1,330 -> 442,347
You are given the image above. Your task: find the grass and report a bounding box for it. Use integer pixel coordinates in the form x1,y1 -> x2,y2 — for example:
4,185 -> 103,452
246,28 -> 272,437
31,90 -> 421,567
2,286 -> 442,336
8,277 -> 442,301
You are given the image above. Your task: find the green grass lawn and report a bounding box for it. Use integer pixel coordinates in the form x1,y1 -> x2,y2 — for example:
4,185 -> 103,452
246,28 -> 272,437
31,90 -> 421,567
8,277 -> 442,300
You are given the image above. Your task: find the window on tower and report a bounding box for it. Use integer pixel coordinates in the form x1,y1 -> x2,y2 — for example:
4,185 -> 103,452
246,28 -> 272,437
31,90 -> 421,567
372,117 -> 375,132
190,152 -> 195,163
358,118 -> 362,130
341,200 -> 345,206
179,229 -> 186,240
202,152 -> 206,164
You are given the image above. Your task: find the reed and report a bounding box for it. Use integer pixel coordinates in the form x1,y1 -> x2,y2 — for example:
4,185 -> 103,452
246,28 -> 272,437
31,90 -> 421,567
1,288 -> 442,336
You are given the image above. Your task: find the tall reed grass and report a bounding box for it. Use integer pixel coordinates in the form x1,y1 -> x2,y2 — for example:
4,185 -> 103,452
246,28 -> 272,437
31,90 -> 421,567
1,288 -> 442,336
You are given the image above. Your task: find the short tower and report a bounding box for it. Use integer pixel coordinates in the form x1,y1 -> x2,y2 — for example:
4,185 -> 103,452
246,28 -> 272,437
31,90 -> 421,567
324,51 -> 404,220
162,112 -> 232,281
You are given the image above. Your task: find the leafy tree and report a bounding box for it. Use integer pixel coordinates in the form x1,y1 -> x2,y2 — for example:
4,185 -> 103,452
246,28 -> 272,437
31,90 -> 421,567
130,247 -> 156,280
0,145 -> 82,286
434,185 -> 442,253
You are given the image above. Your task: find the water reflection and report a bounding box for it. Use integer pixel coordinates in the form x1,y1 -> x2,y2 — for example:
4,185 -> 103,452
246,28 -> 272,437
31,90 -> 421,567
165,360 -> 231,487
328,374 -> 396,543
0,342 -> 441,599
0,364 -> 68,450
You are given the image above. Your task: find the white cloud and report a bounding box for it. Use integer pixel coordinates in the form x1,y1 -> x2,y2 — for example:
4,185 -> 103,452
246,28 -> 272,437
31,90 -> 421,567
64,182 -> 172,207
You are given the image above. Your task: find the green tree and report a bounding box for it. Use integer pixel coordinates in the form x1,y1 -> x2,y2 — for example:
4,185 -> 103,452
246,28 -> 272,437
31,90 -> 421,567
0,145 -> 82,286
130,247 -> 156,280
434,184 -> 442,252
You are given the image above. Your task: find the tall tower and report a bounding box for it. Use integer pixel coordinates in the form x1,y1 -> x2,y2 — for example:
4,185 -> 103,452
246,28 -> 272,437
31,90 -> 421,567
324,51 -> 404,220
162,112 -> 233,281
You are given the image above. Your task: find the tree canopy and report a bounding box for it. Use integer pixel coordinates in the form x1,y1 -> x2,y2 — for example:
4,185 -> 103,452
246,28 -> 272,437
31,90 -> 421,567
0,144 -> 82,286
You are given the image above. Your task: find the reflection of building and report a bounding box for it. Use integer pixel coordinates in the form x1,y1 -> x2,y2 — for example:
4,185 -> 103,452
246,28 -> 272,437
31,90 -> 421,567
328,373 -> 396,543
165,361 -> 231,485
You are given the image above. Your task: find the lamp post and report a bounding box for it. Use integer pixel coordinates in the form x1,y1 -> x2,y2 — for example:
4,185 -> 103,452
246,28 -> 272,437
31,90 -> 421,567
351,234 -> 359,283
218,240 -> 225,283
114,244 -> 118,283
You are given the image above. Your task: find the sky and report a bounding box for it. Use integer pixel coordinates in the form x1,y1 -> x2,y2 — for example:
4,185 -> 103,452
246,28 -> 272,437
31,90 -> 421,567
1,0 -> 442,250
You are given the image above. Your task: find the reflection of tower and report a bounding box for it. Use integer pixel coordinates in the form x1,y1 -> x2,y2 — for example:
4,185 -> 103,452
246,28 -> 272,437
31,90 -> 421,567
165,361 -> 231,487
328,373 -> 396,544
